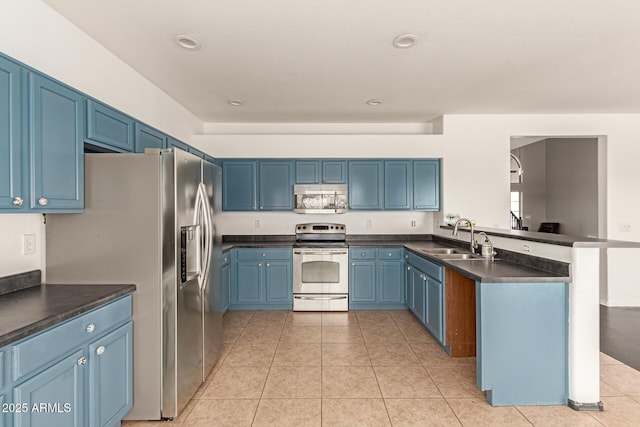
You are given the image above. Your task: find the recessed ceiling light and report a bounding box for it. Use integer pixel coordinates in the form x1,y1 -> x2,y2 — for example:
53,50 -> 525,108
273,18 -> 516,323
227,99 -> 244,106
366,99 -> 383,106
174,34 -> 201,50
393,34 -> 418,49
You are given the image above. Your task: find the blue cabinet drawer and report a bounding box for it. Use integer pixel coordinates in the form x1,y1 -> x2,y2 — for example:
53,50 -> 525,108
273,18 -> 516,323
237,248 -> 292,260
377,248 -> 403,260
350,248 -> 377,260
406,251 -> 443,283
12,295 -> 132,382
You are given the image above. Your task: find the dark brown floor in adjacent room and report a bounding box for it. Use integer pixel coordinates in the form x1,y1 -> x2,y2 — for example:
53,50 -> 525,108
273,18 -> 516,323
601,305 -> 640,371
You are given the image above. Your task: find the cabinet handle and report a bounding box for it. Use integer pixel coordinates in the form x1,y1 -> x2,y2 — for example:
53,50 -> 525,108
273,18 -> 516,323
12,196 -> 23,206
266,263 -> 270,267
352,262 -> 356,266
252,205 -> 256,210
388,253 -> 392,257
96,346 -> 106,356
38,197 -> 48,206
361,253 -> 366,257
223,257 -> 228,263
77,357 -> 87,366
85,323 -> 96,333
407,266 -> 411,271
262,253 -> 266,257
380,262 -> 384,266
405,255 -> 409,259
258,263 -> 262,267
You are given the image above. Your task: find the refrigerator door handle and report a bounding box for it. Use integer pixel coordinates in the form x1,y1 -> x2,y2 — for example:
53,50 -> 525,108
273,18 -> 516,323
196,183 -> 213,292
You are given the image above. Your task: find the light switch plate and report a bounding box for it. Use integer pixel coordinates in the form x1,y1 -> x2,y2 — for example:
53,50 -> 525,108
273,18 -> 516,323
23,234 -> 36,255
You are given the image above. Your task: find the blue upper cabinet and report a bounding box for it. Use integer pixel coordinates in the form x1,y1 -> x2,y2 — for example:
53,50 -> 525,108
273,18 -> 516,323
384,160 -> 412,210
223,160 -> 257,211
135,123 -> 166,153
413,160 -> 440,210
295,160 -> 320,184
348,160 -> 384,210
259,160 -> 294,210
86,99 -> 134,152
0,56 -> 25,211
29,73 -> 84,212
321,160 -> 347,183
295,160 -> 347,184
167,136 -> 189,153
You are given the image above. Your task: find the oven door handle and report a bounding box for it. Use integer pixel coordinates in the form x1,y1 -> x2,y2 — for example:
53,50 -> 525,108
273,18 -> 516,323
293,250 -> 348,255
294,295 -> 348,300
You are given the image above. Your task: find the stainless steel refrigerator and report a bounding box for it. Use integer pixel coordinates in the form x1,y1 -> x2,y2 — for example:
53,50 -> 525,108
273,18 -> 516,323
45,149 -> 222,420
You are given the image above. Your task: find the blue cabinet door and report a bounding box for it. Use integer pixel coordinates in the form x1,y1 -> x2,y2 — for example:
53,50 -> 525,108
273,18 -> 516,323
321,161 -> 347,184
88,322 -> 132,427
425,278 -> 443,342
384,161 -> 412,210
0,392 -> 6,427
222,161 -> 257,211
13,349 -> 85,427
29,73 -> 84,211
258,161 -> 294,210
295,161 -> 320,184
86,99 -> 134,152
167,137 -> 189,153
411,268 -> 426,323
265,261 -> 292,304
135,124 -> 166,152
413,160 -> 440,210
405,264 -> 414,310
0,56 -> 24,211
236,261 -> 264,304
348,161 -> 383,210
221,262 -> 231,313
378,260 -> 404,304
349,261 -> 376,302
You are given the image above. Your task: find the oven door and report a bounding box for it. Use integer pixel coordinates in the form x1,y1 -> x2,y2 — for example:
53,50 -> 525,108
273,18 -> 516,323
293,248 -> 348,294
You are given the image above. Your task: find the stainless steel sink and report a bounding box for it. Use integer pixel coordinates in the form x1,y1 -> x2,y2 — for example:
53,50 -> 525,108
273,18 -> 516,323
436,253 -> 478,260
421,248 -> 463,255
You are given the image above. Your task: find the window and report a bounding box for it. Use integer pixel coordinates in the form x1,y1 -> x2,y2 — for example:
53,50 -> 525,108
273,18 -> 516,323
510,191 -> 521,218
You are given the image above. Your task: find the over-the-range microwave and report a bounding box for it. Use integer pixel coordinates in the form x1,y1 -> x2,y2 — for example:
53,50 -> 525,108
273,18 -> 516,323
294,184 -> 348,214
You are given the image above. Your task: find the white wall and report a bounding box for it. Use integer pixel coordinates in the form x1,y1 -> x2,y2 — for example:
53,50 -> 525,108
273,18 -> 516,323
0,0 -> 203,278
218,211 -> 433,236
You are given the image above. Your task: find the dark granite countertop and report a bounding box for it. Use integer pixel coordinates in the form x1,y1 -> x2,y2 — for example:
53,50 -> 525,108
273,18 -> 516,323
222,234 -> 569,284
0,273 -> 135,347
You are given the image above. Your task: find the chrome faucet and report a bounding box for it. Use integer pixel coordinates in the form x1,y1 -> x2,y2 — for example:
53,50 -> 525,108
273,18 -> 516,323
452,218 -> 477,253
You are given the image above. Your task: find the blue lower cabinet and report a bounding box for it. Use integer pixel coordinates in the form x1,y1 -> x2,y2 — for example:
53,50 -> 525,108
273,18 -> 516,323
425,278 -> 443,342
236,261 -> 264,304
8,296 -> 133,427
13,349 -> 86,427
476,282 -> 568,406
378,260 -> 404,304
349,248 -> 405,309
405,265 -> 414,312
411,268 -> 426,323
221,252 -> 232,313
265,261 -> 292,303
349,261 -> 376,303
88,322 -> 133,427
231,249 -> 292,309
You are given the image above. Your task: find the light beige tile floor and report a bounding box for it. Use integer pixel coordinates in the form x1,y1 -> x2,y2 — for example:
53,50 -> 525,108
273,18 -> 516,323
124,310 -> 640,426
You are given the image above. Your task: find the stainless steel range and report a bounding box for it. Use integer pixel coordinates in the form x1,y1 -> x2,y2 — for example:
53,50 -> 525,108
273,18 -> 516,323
293,223 -> 349,311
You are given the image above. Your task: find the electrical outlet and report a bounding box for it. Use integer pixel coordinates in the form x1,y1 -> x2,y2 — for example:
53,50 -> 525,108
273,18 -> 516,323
366,219 -> 373,229
24,234 -> 36,255
522,244 -> 530,253
411,220 -> 416,227
254,219 -> 261,228
619,223 -> 631,232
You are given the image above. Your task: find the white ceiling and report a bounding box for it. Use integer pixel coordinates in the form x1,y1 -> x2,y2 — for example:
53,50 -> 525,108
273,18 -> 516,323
44,0 -> 640,123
